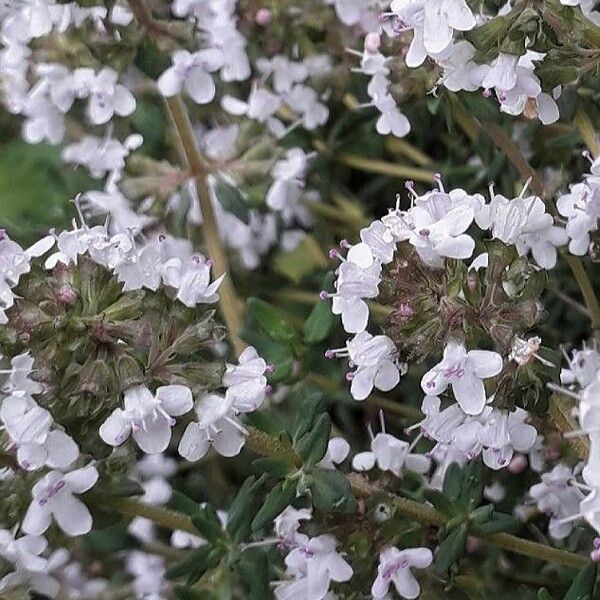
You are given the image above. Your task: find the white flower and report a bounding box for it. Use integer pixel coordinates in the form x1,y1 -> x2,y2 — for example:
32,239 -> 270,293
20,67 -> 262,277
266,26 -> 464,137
371,546 -> 433,599
62,133 -> 142,179
256,55 -> 308,94
158,49 -> 223,104
22,465 -> 99,537
318,438 -> 350,470
529,464 -> 583,539
126,551 -> 167,600
482,52 -> 560,124
85,67 -> 136,125
390,0 -> 476,66
100,384 -> 194,454
223,346 -> 269,412
274,506 -> 313,541
436,41 -> 488,92
1,394 -> 79,471
556,178 -> 600,256
421,342 -> 503,415
0,530 -> 68,598
162,254 -> 224,307
346,220 -> 396,269
266,148 -> 312,214
352,432 -> 429,477
560,347 -> 600,388
328,331 -> 402,401
328,258 -> 381,334
113,241 -> 164,291
178,393 -> 248,461
479,408 -> 538,470
274,534 -> 353,600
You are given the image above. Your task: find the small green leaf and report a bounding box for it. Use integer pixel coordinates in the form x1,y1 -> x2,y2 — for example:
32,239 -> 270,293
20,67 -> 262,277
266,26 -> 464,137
252,457 -> 293,478
227,475 -> 268,543
292,386 -> 326,443
475,512 -> 520,535
434,523 -> 468,574
169,491 -> 200,517
564,562 -> 597,600
423,489 -> 458,518
166,546 -> 212,581
213,176 -> 250,224
537,589 -> 553,600
303,298 -> 334,344
295,413 -> 332,467
442,463 -> 464,503
309,468 -> 357,513
191,505 -> 225,543
246,298 -> 299,344
174,586 -> 207,600
458,457 -> 484,511
251,479 -> 297,532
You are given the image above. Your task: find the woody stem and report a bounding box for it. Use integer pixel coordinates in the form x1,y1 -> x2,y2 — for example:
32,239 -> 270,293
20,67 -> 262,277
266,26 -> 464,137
164,95 -> 246,356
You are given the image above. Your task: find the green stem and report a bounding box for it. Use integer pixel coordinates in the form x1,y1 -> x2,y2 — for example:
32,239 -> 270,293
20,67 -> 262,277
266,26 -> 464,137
347,474 -> 588,569
164,95 -> 246,356
574,107 -> 600,158
88,495 -> 198,535
244,430 -> 588,569
313,140 -> 436,183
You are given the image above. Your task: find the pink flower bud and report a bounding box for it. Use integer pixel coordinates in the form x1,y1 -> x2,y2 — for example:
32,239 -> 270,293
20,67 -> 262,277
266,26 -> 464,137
508,454 -> 528,474
255,8 -> 272,25
466,536 -> 482,553
364,33 -> 381,54
56,285 -> 77,305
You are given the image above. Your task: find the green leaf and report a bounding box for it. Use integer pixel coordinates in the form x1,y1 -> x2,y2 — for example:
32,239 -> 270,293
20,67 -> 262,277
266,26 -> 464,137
107,477 -> 145,497
469,504 -> 494,524
457,457 -> 484,512
475,512 -> 520,535
564,562 -> 597,600
213,176 -> 250,224
459,92 -> 503,124
308,468 -> 357,513
227,475 -> 268,543
166,546 -> 212,581
251,479 -> 297,532
246,298 -> 299,344
169,491 -> 200,517
292,386 -> 326,443
442,462 -> 464,503
294,413 -> 332,467
423,489 -> 458,518
303,298 -> 334,344
174,587 -> 207,600
191,505 -> 225,543
273,235 -> 327,284
252,457 -> 293,478
434,523 -> 467,574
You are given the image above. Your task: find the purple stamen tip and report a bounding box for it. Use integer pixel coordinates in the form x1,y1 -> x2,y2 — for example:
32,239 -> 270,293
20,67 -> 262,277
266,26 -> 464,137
340,239 -> 350,248
346,371 -> 355,381
319,290 -> 329,301
325,349 -> 335,359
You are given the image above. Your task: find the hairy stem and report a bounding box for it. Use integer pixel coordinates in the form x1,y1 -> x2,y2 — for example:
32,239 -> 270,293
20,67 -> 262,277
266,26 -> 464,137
165,96 -> 246,356
243,428 -> 588,568
313,140 -> 435,183
348,474 -> 588,569
88,494 -> 198,535
575,108 -> 600,159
